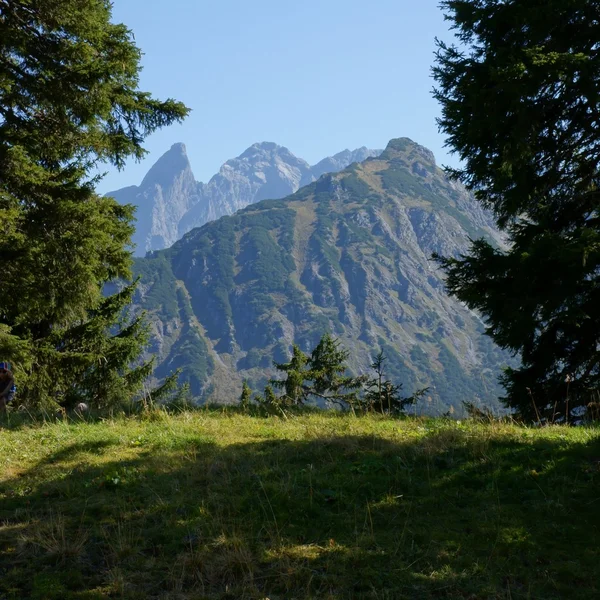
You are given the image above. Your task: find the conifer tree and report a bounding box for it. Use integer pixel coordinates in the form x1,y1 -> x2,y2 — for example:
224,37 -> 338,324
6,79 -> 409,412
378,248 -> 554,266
433,0 -> 600,420
309,334 -> 365,407
0,1 -> 189,407
269,335 -> 365,408
270,345 -> 310,405
262,385 -> 278,407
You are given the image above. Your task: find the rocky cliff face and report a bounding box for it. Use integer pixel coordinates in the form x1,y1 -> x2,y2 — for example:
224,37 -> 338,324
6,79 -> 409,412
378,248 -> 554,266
109,143 -> 199,254
133,138 -> 510,415
108,143 -> 382,256
179,142 -> 313,240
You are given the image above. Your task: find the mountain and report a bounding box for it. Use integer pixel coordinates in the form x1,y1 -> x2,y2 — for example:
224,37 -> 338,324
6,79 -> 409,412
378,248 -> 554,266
133,137 -> 510,415
109,143 -> 199,254
108,143 -> 382,256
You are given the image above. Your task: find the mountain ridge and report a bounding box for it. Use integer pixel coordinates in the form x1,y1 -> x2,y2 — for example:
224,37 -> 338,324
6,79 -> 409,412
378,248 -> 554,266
109,142 -> 382,255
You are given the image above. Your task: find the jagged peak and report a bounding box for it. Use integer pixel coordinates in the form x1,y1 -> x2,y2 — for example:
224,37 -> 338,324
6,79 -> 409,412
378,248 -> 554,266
170,142 -> 187,153
140,142 -> 193,189
238,141 -> 295,160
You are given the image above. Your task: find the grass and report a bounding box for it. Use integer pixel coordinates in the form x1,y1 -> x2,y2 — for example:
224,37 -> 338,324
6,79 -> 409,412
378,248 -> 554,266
0,409 -> 599,599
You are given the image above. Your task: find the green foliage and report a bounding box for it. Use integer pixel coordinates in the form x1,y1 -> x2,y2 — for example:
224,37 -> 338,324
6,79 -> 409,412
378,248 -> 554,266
0,1 -> 188,408
308,333 -> 366,407
261,384 -> 279,407
236,212 -> 296,290
269,334 -> 366,408
57,283 -> 154,409
434,0 -> 600,420
144,370 -> 191,410
341,171 -> 371,199
270,345 -> 310,405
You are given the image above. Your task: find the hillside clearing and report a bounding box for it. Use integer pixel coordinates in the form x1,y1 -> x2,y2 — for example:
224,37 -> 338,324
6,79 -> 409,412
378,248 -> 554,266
1,411 -> 599,599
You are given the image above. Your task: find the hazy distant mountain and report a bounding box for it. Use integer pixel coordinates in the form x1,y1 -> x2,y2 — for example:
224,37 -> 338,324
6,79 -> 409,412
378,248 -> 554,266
108,143 -> 382,256
133,137 -> 510,414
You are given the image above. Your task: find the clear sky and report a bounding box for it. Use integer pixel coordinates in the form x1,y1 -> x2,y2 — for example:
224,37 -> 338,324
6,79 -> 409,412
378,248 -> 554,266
100,0 -> 457,193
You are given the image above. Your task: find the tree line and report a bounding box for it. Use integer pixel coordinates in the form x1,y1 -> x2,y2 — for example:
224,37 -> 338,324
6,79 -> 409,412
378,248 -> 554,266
240,334 -> 427,415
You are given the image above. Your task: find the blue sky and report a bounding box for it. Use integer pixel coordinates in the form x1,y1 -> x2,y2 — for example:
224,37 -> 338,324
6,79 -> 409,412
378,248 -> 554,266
101,0 -> 457,193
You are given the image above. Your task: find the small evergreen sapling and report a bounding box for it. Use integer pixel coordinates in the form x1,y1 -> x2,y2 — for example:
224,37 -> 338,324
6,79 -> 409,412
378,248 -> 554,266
362,349 -> 426,414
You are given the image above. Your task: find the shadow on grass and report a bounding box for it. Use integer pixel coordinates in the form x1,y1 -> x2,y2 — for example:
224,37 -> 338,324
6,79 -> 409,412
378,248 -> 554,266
1,427 -> 599,599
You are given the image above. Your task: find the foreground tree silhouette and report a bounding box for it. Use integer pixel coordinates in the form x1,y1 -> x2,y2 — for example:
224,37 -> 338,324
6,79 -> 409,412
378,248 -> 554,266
0,1 -> 188,407
433,0 -> 600,421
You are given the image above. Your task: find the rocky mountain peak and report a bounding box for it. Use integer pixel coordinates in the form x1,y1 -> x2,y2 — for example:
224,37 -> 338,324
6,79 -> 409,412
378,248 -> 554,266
221,142 -> 310,176
140,142 -> 193,190
240,141 -> 295,157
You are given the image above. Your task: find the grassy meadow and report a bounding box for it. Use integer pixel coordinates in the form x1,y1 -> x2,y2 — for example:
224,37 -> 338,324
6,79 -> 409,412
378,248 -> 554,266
0,409 -> 599,599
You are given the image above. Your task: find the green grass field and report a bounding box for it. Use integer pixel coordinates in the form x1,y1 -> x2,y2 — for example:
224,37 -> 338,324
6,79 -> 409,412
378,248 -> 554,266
1,409 -> 599,599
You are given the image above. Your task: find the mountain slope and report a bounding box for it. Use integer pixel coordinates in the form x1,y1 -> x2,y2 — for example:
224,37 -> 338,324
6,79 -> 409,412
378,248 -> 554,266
109,143 -> 382,256
134,138 -> 509,414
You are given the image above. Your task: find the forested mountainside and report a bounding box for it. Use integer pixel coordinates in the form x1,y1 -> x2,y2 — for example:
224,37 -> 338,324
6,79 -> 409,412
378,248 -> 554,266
109,143 -> 381,256
134,138 -> 511,414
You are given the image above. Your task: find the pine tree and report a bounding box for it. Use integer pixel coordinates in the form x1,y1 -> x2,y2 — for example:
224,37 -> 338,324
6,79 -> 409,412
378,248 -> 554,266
0,1 -> 189,407
50,283 -> 153,409
365,350 -> 387,413
270,345 -> 310,406
268,335 -> 365,408
262,385 -> 278,407
433,0 -> 600,420
308,334 -> 365,408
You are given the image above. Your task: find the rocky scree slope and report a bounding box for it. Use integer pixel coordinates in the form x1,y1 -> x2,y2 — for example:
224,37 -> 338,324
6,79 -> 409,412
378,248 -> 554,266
109,143 -> 381,256
133,138 -> 509,414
